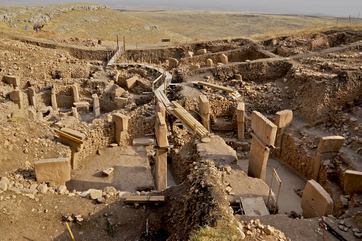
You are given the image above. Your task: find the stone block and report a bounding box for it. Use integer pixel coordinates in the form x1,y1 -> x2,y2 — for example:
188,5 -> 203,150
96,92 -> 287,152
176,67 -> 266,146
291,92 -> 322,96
0,182 -> 7,191
132,137 -> 155,146
34,157 -> 71,186
301,180 -> 333,218
251,111 -> 277,146
89,189 -> 102,200
115,97 -> 128,108
73,102 -> 90,112
221,54 -> 228,64
275,110 -> 293,129
102,167 -> 114,177
235,74 -> 242,80
344,170 -> 362,194
114,87 -> 126,98
38,184 -> 48,194
168,58 -> 178,68
206,59 -> 213,67
197,49 -> 207,55
126,76 -> 138,89
190,64 -> 200,70
185,51 -> 194,58
4,75 -> 20,87
317,136 -> 345,153
0,177 -> 10,186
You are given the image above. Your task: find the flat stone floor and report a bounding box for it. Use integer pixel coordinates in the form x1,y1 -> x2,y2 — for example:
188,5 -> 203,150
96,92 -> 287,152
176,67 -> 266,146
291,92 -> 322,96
67,145 -> 154,193
238,157 -> 306,215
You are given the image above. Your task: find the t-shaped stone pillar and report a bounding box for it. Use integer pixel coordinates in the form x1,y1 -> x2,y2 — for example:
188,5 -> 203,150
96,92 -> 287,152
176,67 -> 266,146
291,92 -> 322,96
199,94 -> 210,131
236,102 -> 245,141
273,110 -> 293,157
248,111 -> 277,181
51,85 -> 58,111
155,104 -> 169,191
72,85 -> 80,103
92,94 -> 100,118
28,87 -> 36,108
313,136 -> 345,181
112,113 -> 129,146
9,88 -> 23,109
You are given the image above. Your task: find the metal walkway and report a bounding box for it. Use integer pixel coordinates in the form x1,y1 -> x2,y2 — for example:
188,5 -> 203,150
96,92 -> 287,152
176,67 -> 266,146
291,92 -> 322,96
112,63 -> 209,137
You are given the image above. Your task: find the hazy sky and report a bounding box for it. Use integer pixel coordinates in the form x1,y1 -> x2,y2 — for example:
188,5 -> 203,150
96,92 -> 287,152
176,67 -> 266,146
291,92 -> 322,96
0,0 -> 361,17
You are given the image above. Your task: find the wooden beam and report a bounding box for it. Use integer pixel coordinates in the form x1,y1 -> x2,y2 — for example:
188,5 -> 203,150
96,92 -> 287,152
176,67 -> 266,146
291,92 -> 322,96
197,81 -> 234,92
126,195 -> 165,204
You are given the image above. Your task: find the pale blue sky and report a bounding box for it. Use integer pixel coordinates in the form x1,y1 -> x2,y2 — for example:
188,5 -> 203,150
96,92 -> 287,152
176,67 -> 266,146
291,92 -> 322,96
0,0 -> 361,17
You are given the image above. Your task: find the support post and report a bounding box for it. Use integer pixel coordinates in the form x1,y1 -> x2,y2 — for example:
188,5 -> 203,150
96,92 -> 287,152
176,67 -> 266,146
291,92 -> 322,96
236,102 -> 245,141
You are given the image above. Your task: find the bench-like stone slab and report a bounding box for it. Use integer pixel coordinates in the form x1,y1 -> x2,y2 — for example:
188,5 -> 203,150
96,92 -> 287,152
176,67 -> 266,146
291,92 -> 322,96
35,157 -> 71,186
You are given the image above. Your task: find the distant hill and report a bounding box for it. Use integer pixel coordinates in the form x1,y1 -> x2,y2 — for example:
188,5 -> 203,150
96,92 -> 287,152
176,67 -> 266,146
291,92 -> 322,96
0,3 -> 360,44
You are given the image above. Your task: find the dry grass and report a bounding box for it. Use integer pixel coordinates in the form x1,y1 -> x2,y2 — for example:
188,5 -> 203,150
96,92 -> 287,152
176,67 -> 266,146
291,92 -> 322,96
125,11 -> 362,42
1,4 -> 362,44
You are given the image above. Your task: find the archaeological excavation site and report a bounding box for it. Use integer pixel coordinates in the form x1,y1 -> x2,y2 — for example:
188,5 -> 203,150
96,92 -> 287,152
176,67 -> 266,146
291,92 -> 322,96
0,24 -> 362,240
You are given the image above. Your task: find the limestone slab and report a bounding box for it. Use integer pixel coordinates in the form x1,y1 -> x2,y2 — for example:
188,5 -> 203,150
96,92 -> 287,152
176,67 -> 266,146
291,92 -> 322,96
115,97 -> 128,108
35,157 -> 71,186
132,137 -> 155,146
241,197 -> 270,216
301,180 -> 333,218
126,76 -> 138,89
